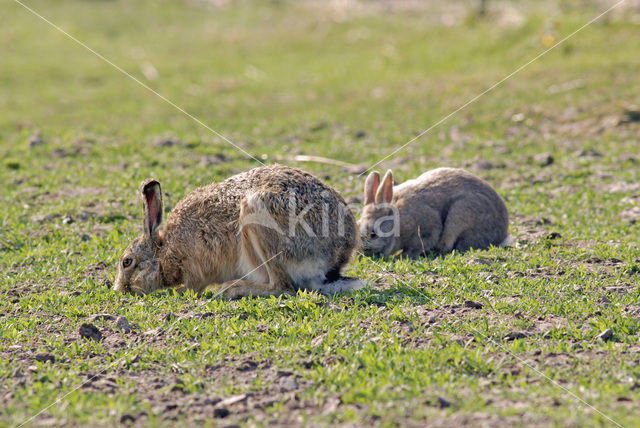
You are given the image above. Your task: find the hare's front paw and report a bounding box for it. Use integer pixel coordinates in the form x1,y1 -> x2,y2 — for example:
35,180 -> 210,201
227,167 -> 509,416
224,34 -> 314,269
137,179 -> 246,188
214,279 -> 288,299
405,247 -> 426,259
203,282 -> 244,299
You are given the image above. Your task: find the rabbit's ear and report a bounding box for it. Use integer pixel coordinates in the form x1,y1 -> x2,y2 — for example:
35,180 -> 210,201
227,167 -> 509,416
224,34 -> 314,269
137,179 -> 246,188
375,170 -> 393,204
141,179 -> 163,245
364,171 -> 380,206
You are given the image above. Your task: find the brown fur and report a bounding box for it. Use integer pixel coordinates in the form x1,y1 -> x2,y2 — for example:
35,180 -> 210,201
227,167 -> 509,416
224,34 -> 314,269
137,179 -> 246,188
358,168 -> 509,257
114,165 -> 361,297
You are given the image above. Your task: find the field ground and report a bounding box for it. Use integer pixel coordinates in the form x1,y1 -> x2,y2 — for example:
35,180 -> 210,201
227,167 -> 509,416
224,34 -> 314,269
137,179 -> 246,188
2,0 -> 640,426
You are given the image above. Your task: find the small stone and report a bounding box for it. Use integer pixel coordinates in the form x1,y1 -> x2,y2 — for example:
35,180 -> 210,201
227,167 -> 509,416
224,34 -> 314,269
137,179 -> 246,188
121,354 -> 140,368
171,382 -> 185,392
504,331 -> 528,341
143,327 -> 163,336
27,133 -> 46,148
437,396 -> 452,408
81,234 -> 92,242
470,157 -> 494,171
311,335 -> 325,347
575,148 -> 602,158
464,300 -> 483,309
322,397 -> 341,414
52,148 -> 69,158
120,414 -> 136,425
213,408 -> 230,418
309,121 -> 328,132
79,323 -> 102,341
153,136 -> 183,147
279,376 -> 298,391
354,130 -> 367,139
90,313 -> 115,322
34,353 -> 55,364
219,394 -> 247,407
595,328 -> 613,342
536,217 -> 553,226
533,153 -> 554,167
621,207 -> 640,224
193,312 -> 215,319
115,316 -> 132,333
621,106 -> 640,123
511,113 -> 525,122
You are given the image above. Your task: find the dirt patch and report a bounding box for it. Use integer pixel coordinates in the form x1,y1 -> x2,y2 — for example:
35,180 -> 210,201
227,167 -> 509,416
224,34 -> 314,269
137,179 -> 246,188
24,184 -> 127,241
83,261 -> 114,288
3,292 -> 639,427
0,310 -> 321,427
509,214 -> 562,245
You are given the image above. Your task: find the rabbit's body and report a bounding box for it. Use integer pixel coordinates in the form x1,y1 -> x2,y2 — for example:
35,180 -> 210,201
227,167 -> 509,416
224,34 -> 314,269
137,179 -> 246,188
115,165 -> 361,298
359,168 -> 508,257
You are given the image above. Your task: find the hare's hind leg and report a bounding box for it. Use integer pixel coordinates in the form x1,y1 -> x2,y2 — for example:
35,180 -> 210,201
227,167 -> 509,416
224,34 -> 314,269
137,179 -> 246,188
437,199 -> 481,253
439,198 -> 499,253
216,229 -> 293,298
451,232 -> 492,252
216,205 -> 294,299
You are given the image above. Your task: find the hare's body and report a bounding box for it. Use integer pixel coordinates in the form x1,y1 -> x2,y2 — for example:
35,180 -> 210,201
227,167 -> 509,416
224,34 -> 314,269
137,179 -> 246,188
359,168 -> 508,258
115,165 -> 361,298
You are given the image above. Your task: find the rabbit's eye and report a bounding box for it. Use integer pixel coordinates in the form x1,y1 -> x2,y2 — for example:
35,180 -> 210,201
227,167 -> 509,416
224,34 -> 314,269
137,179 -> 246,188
122,258 -> 133,268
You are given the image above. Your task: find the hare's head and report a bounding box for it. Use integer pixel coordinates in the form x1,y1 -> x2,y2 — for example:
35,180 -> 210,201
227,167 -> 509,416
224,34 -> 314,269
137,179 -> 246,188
114,180 -> 165,295
358,170 -> 400,257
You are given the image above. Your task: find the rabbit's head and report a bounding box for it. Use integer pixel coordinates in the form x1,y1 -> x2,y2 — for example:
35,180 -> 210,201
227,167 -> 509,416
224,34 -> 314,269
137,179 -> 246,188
358,170 -> 400,256
114,180 -> 165,295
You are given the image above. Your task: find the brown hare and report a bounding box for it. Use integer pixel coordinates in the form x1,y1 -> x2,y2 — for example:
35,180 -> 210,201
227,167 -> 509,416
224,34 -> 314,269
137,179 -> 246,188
114,165 -> 362,298
358,168 -> 509,258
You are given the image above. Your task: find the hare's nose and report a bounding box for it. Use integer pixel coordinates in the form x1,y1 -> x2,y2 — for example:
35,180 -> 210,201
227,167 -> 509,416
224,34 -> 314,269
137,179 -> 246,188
113,281 -> 126,294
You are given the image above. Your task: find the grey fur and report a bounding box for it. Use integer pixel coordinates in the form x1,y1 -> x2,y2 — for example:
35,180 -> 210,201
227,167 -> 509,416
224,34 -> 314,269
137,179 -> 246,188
358,167 -> 509,258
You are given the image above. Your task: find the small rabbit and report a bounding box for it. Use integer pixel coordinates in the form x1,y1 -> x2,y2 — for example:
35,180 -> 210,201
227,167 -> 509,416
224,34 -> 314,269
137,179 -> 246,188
114,164 -> 363,298
358,168 -> 509,257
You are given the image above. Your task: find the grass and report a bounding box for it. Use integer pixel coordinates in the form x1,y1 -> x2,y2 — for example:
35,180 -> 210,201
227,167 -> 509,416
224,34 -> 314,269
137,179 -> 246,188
1,0 -> 640,426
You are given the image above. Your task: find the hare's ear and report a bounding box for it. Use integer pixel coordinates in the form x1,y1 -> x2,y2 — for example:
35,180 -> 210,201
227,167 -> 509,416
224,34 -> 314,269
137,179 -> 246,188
364,171 -> 381,206
141,179 -> 163,245
375,170 -> 393,204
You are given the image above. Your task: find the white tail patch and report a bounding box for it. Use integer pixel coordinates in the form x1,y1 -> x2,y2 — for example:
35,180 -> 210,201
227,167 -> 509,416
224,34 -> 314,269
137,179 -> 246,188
323,277 -> 367,294
499,234 -> 515,247
304,277 -> 367,294
284,258 -> 366,295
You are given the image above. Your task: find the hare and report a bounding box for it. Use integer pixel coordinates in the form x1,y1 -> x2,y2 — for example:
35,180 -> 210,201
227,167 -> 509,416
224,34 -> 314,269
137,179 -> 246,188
358,168 -> 509,258
114,164 -> 363,298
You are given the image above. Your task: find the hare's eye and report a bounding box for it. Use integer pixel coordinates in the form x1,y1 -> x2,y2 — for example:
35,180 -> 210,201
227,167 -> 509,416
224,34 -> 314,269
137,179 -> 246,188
122,258 -> 133,268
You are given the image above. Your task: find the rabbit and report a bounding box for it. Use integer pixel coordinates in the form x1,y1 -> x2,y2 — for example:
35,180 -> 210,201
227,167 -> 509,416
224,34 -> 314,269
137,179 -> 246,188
114,164 -> 363,298
358,167 -> 509,258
